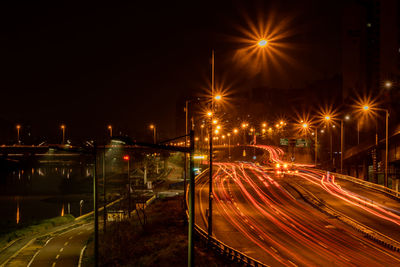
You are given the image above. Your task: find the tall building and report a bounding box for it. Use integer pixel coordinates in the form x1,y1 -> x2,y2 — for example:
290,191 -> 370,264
342,0 -> 399,102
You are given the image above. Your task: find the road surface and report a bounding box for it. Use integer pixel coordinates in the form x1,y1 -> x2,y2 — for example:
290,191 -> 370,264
196,162 -> 400,266
28,223 -> 92,267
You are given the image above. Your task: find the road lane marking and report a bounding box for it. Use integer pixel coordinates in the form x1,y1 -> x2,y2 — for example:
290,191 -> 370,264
78,245 -> 87,267
56,254 -> 60,259
27,250 -> 41,267
270,246 -> 278,253
59,248 -> 64,252
69,236 -> 73,240
45,237 -> 54,246
64,242 -> 69,246
52,262 -> 56,267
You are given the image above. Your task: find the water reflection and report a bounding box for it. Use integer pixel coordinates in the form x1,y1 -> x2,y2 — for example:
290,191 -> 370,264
0,159 -> 94,229
16,197 -> 20,224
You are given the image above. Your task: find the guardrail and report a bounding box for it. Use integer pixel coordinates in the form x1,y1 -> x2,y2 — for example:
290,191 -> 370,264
306,168 -> 400,200
187,169 -> 269,267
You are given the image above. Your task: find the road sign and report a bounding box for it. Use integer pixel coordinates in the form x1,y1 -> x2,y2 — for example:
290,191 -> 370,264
280,138 -> 288,146
295,139 -> 308,147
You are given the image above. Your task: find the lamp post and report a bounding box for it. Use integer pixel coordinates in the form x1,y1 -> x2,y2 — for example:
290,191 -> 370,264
123,155 -> 131,217
227,133 -> 231,160
362,105 -> 389,187
61,124 -> 66,145
107,125 -> 112,137
149,124 -> 156,144
208,49 -> 215,240
16,125 -> 21,144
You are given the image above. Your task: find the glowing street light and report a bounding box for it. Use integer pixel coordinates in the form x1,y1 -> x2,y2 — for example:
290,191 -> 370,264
214,94 -> 222,101
302,123 -> 308,129
385,81 -> 392,89
16,125 -> 21,144
207,111 -> 212,117
149,124 -> 156,144
107,125 -> 112,137
258,39 -> 268,47
233,128 -> 238,134
60,124 -> 66,145
363,105 -> 369,111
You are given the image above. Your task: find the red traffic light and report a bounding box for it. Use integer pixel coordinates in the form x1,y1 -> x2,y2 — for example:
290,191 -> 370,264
123,155 -> 130,161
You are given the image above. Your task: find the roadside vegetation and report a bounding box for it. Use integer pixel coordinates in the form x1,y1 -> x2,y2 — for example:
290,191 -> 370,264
0,214 -> 75,249
83,196 -> 238,266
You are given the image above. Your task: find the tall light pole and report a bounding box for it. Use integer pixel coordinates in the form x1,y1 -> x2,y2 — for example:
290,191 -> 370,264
149,124 -> 156,144
362,105 -> 389,187
107,125 -> 112,137
61,124 -> 66,145
208,49 -> 215,240
16,125 -> 21,144
314,128 -> 318,167
227,133 -> 231,160
123,155 -> 131,217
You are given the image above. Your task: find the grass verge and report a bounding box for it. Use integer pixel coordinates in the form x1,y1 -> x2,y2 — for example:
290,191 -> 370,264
83,196 -> 239,266
0,214 -> 75,249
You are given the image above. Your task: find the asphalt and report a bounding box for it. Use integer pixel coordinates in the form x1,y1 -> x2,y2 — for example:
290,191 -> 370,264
281,169 -> 400,243
27,223 -> 92,267
195,163 -> 400,266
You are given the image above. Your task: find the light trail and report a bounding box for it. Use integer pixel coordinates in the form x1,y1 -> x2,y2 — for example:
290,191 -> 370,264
202,162 -> 400,266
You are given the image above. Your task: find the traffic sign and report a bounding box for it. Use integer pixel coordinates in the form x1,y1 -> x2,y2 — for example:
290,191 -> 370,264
280,138 -> 288,146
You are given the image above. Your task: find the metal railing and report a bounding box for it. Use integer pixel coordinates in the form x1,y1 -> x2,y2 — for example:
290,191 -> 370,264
186,169 -> 269,267
305,168 -> 400,199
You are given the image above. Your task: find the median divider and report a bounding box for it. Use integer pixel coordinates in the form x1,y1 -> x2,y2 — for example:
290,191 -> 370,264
186,168 -> 269,267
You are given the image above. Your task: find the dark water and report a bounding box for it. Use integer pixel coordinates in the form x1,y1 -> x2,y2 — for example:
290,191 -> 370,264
0,159 -> 94,234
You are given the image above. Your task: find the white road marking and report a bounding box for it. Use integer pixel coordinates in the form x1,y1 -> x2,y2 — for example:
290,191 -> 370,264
64,242 -> 69,246
59,248 -> 64,252
78,245 -> 87,267
69,236 -> 73,240
56,254 -> 60,259
27,250 -> 41,267
52,262 -> 56,267
45,237 -> 54,246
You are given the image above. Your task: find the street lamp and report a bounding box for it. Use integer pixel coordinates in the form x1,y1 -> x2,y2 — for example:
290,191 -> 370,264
60,124 -> 66,145
227,133 -> 231,160
16,125 -> 21,144
258,39 -> 268,47
123,155 -> 131,217
107,125 -> 112,137
149,124 -> 156,144
362,106 -> 389,187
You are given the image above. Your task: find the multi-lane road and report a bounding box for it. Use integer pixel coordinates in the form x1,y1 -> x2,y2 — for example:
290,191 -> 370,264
196,146 -> 400,266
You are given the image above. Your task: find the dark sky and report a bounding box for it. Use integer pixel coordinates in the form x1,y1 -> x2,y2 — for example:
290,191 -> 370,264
0,1 -> 341,143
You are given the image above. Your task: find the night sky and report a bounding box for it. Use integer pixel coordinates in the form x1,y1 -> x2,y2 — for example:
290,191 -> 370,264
0,1 -> 341,143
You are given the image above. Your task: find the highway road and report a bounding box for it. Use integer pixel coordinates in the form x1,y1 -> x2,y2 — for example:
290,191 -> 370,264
256,145 -> 400,244
28,223 -> 92,267
196,161 -> 400,266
